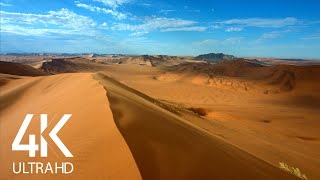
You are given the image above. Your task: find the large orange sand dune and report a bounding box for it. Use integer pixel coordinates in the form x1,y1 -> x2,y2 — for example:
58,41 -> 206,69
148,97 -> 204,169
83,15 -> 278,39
0,73 -> 141,180
0,72 -> 297,179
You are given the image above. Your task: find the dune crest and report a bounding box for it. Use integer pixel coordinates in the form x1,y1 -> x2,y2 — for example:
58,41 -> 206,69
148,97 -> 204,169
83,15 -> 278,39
0,73 -> 141,180
94,72 -> 296,180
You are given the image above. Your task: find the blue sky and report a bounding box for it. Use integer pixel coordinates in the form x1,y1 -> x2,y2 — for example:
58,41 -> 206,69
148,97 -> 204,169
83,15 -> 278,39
1,0 -> 320,58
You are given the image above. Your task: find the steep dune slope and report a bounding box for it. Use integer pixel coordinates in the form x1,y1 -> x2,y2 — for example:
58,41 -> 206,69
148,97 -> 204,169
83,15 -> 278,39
0,61 -> 48,76
0,73 -> 141,180
0,73 -> 24,88
94,72 -> 296,180
1,59 -> 317,179
98,63 -> 319,179
40,57 -> 110,74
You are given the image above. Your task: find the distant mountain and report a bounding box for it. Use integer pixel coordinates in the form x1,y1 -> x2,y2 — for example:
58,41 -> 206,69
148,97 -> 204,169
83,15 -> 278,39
193,53 -> 236,62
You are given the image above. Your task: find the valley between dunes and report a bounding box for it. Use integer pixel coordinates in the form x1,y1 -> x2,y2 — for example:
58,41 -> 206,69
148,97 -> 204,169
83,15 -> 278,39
0,56 -> 319,179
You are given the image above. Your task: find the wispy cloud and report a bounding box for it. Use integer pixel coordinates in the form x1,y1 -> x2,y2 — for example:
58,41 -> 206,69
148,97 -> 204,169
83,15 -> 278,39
1,24 -> 84,36
210,25 -> 223,29
225,27 -> 243,32
1,9 -> 96,29
261,32 -> 282,39
301,33 -> 320,40
193,39 -> 219,46
0,9 -> 98,36
139,3 -> 151,7
161,26 -> 207,32
159,9 -> 176,14
224,37 -> 243,44
193,37 -> 243,46
129,31 -> 149,37
0,2 -> 11,6
112,17 -> 200,34
93,0 -> 131,8
216,17 -> 299,28
257,29 -> 292,42
99,22 -> 109,29
183,6 -> 200,13
75,1 -> 126,19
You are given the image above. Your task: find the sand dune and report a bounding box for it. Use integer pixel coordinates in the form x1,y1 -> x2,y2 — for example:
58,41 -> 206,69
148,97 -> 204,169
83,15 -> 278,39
88,55 -> 185,67
0,73 -> 141,180
161,60 -> 320,95
0,70 -> 297,179
0,61 -> 48,76
246,58 -> 320,66
40,57 -> 111,74
99,63 -> 319,179
0,73 -> 24,87
94,73 -> 296,180
1,55 -> 319,179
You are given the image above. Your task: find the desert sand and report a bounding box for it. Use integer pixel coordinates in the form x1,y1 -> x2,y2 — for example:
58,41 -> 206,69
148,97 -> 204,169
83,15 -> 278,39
99,62 -> 320,179
1,55 -> 319,179
0,73 -> 141,180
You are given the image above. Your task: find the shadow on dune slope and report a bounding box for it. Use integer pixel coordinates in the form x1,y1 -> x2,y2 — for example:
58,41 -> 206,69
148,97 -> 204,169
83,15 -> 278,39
0,61 -> 48,76
94,72 -> 296,180
40,57 -> 110,74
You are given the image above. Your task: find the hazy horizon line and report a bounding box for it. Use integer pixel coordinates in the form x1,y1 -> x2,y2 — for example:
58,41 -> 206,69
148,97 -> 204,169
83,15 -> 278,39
1,52 -> 320,61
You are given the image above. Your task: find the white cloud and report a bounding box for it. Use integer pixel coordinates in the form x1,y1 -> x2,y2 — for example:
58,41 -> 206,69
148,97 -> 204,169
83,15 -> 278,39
0,9 -> 98,36
0,2 -> 11,6
261,32 -> 281,39
98,22 -> 109,30
183,6 -> 200,13
140,3 -> 151,7
1,9 -> 96,29
216,17 -> 299,28
193,37 -> 243,46
225,27 -> 243,32
210,25 -> 223,29
129,31 -> 149,37
161,26 -> 207,32
159,9 -> 176,14
223,37 -> 243,44
1,24 -> 83,36
75,1 -> 126,19
113,17 -> 198,33
188,9 -> 200,13
192,39 -> 219,46
93,0 -> 131,8
257,29 -> 292,42
301,33 -> 320,40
